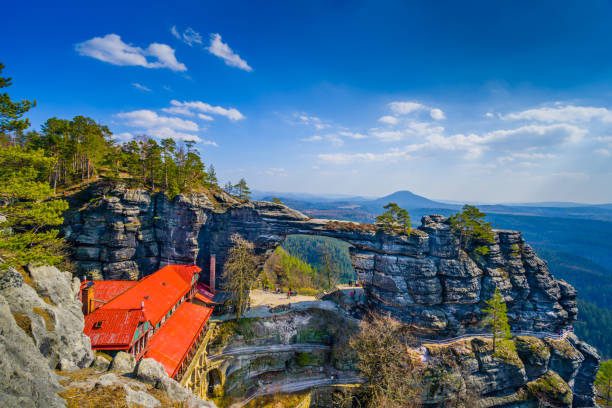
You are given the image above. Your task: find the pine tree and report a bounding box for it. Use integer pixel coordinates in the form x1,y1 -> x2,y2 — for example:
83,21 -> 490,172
375,202 -> 411,234
0,62 -> 36,142
595,360 -> 612,407
207,164 -> 218,186
449,204 -> 494,255
0,146 -> 68,269
222,234 -> 258,320
223,180 -> 234,195
234,178 -> 251,201
482,288 -> 511,353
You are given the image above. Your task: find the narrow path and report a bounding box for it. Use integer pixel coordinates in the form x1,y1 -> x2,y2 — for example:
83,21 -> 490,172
230,375 -> 365,408
208,343 -> 331,361
417,329 -> 571,345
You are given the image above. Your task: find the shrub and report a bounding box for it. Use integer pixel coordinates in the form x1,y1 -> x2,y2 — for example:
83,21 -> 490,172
296,352 -> 311,366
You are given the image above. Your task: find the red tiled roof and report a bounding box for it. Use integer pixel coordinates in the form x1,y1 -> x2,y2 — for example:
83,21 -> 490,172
102,265 -> 200,327
84,308 -> 145,349
80,281 -> 138,304
145,302 -> 212,378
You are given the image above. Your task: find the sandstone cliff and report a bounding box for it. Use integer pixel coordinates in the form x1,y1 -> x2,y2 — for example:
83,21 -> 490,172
67,186 -> 577,337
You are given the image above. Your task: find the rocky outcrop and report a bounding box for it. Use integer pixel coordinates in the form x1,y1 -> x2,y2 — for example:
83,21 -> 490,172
67,188 -> 577,337
65,186 -> 598,404
0,294 -> 65,408
0,265 -> 93,370
422,334 -> 596,408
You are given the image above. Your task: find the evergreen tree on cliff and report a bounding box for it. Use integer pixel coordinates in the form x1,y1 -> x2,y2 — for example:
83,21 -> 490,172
0,146 -> 68,269
222,234 -> 258,320
0,62 -> 36,144
234,178 -> 251,201
483,288 -> 511,353
376,202 -> 411,234
595,360 -> 612,406
449,204 -> 494,255
0,63 -> 67,269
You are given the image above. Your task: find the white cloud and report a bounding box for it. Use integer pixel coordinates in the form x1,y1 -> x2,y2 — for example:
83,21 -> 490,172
116,110 -> 199,131
378,116 -> 399,125
132,83 -> 151,92
301,135 -> 323,142
485,112 -> 494,118
430,108 -> 445,120
483,123 -> 587,145
511,152 -> 557,159
504,104 -> 612,123
171,26 -> 203,47
170,26 -> 180,39
595,148 -> 611,156
294,113 -> 329,130
389,101 -> 425,115
112,132 -> 134,141
370,130 -> 405,142
198,113 -> 214,121
327,135 -> 344,146
262,167 -> 288,177
168,100 -> 245,120
114,109 -> 217,144
147,127 -> 202,142
338,131 -> 367,140
206,33 -> 252,72
76,34 -> 187,71
161,106 -> 195,116
388,101 -> 445,121
551,171 -> 589,181
318,149 -> 411,164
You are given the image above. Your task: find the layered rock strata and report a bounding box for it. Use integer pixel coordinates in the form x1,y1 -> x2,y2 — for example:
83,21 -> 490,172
67,187 -> 577,337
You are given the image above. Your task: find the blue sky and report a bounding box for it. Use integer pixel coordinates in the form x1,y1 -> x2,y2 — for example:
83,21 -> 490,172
3,0 -> 612,203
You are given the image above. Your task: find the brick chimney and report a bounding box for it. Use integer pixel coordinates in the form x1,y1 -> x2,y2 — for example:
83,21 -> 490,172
210,254 -> 216,293
82,282 -> 95,315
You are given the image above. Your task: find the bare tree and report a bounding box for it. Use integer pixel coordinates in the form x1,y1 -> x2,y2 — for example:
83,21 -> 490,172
350,312 -> 424,408
222,234 -> 258,320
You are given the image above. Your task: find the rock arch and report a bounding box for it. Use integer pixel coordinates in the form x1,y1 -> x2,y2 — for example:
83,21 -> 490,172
67,189 -> 577,337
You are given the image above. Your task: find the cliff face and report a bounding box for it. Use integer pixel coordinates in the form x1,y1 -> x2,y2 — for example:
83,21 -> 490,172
64,186 -> 600,406
67,187 -> 577,337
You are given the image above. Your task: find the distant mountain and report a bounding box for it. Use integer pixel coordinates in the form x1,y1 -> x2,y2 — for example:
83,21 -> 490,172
370,190 -> 450,209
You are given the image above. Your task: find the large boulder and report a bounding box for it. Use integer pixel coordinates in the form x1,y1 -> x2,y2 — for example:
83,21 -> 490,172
110,351 -> 136,374
123,384 -> 161,408
0,265 -> 94,370
92,355 -> 111,371
135,358 -> 167,386
0,294 -> 65,408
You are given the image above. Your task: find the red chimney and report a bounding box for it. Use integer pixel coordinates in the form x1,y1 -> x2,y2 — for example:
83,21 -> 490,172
210,254 -> 216,293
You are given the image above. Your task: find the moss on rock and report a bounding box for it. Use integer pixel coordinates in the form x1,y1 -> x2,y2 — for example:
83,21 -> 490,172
526,370 -> 572,408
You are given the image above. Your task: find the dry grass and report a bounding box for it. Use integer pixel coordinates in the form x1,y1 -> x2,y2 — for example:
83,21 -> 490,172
96,351 -> 113,362
12,313 -> 33,339
33,307 -> 55,331
325,220 -> 378,233
60,384 -> 129,408
243,391 -> 310,408
57,367 -> 188,408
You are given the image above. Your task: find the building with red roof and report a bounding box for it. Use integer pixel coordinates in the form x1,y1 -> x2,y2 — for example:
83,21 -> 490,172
81,263 -> 215,380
